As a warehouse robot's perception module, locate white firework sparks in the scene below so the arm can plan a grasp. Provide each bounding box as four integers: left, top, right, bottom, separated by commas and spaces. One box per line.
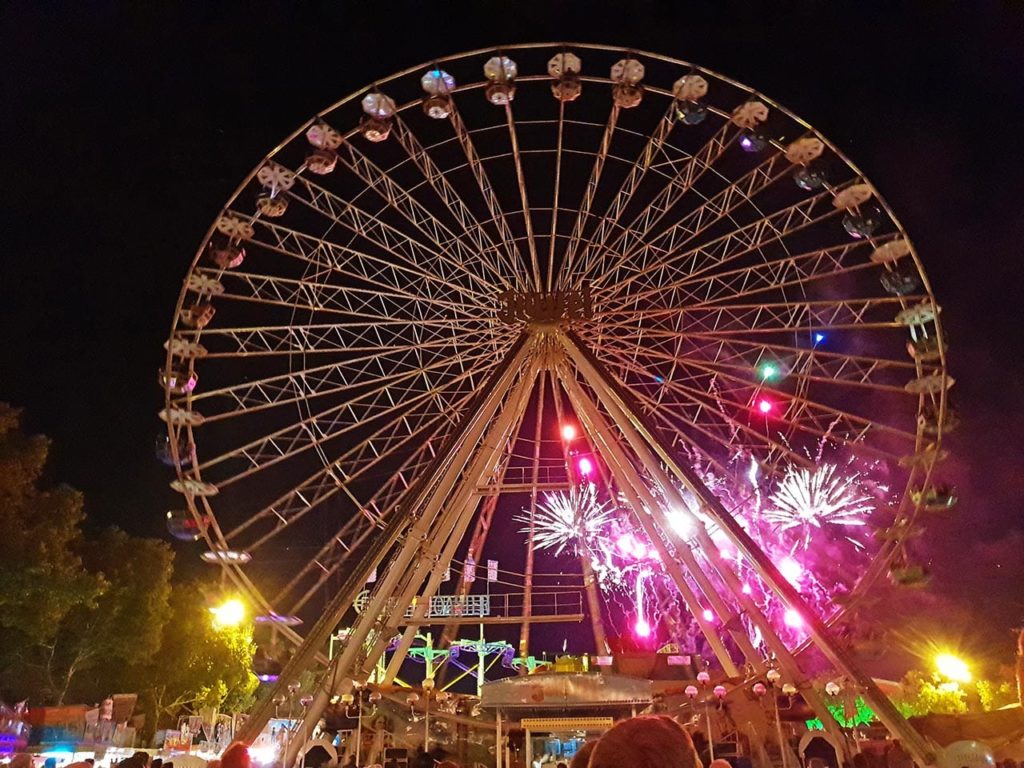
764, 463, 874, 548
517, 483, 616, 556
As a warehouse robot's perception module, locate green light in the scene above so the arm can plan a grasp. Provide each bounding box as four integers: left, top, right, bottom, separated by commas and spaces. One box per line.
760, 363, 780, 381
805, 697, 876, 730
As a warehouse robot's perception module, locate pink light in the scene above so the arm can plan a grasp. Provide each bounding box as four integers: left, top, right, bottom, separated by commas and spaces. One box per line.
757, 398, 773, 415
634, 618, 651, 637
616, 533, 647, 560
578, 457, 594, 476
742, 583, 753, 595
783, 608, 804, 628
702, 608, 715, 622
779, 556, 803, 585
561, 424, 577, 441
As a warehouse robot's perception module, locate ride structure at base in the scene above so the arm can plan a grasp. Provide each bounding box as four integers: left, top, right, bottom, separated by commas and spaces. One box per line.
159, 44, 954, 767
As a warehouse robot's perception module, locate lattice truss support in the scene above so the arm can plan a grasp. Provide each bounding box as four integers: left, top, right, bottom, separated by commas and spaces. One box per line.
237, 331, 935, 768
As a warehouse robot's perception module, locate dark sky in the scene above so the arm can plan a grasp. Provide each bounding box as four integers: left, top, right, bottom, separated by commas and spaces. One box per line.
3, 2, 1023, 666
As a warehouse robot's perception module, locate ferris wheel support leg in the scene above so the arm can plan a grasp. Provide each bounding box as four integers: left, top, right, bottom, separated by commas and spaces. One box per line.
237, 334, 532, 759
557, 367, 744, 677
548, 369, 611, 656
580, 555, 611, 655
437, 492, 501, 655
560, 330, 936, 766
518, 370, 549, 668
325, 337, 535, 690
561, 336, 852, 756
376, 363, 542, 685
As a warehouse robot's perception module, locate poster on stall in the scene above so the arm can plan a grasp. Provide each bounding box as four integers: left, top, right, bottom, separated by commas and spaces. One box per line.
164, 729, 194, 753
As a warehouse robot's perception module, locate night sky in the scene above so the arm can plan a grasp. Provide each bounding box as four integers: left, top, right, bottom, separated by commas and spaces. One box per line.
3, 2, 1023, 666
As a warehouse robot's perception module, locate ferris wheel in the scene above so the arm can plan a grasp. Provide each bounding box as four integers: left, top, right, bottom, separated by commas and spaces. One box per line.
160, 44, 952, 761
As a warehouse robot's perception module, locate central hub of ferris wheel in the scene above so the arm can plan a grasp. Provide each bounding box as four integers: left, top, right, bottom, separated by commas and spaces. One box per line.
498, 286, 593, 328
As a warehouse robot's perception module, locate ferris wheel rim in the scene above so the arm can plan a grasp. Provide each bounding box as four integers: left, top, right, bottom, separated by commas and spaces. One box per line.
161, 42, 950, 639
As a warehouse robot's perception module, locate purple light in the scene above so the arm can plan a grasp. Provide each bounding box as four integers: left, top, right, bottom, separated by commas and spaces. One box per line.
739, 135, 754, 150
578, 457, 594, 476
634, 618, 651, 637
784, 608, 804, 628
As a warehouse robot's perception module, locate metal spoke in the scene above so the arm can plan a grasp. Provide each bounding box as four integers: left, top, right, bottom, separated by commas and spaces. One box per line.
578, 121, 741, 287
504, 103, 542, 289
557, 104, 618, 290
447, 102, 530, 289
590, 152, 791, 294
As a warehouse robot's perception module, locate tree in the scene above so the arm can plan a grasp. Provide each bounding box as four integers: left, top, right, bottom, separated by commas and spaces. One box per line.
976, 677, 1017, 712
46, 529, 174, 704
134, 582, 258, 733
0, 404, 102, 699
893, 670, 968, 717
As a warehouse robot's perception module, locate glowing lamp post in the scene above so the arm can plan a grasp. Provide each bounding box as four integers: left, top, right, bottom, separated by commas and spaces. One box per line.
763, 669, 790, 768
210, 598, 246, 629
341, 681, 367, 764
422, 676, 435, 748
697, 670, 717, 760
934, 653, 971, 684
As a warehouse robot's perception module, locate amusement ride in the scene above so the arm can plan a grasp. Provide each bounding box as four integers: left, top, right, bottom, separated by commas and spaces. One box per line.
159, 43, 954, 767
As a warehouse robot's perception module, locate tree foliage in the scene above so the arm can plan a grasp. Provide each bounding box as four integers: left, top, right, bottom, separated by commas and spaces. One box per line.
893, 670, 968, 717
135, 583, 258, 730
976, 674, 1018, 711
0, 404, 102, 649
48, 529, 174, 704
0, 404, 257, 729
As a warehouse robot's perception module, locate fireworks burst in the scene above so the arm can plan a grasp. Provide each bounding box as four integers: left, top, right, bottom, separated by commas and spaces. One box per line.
764, 463, 874, 548
516, 483, 616, 556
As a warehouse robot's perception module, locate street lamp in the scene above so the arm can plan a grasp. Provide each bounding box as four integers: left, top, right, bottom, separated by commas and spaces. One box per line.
423, 676, 436, 749
696, 670, 715, 760
934, 653, 972, 684
761, 669, 790, 768
210, 598, 246, 628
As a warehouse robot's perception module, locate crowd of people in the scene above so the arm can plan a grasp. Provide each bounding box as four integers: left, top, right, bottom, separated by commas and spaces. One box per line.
571, 716, 702, 768
109, 743, 252, 768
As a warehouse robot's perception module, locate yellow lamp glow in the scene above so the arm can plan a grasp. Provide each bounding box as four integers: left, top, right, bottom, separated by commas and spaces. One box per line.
210, 598, 247, 628
934, 652, 971, 683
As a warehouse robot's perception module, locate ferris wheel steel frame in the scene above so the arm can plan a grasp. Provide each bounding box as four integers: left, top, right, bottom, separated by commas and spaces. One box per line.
161, 43, 951, 767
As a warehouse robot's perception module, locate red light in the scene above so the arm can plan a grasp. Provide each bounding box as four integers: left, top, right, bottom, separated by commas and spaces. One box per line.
578, 457, 593, 476
561, 424, 577, 441
757, 399, 773, 414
